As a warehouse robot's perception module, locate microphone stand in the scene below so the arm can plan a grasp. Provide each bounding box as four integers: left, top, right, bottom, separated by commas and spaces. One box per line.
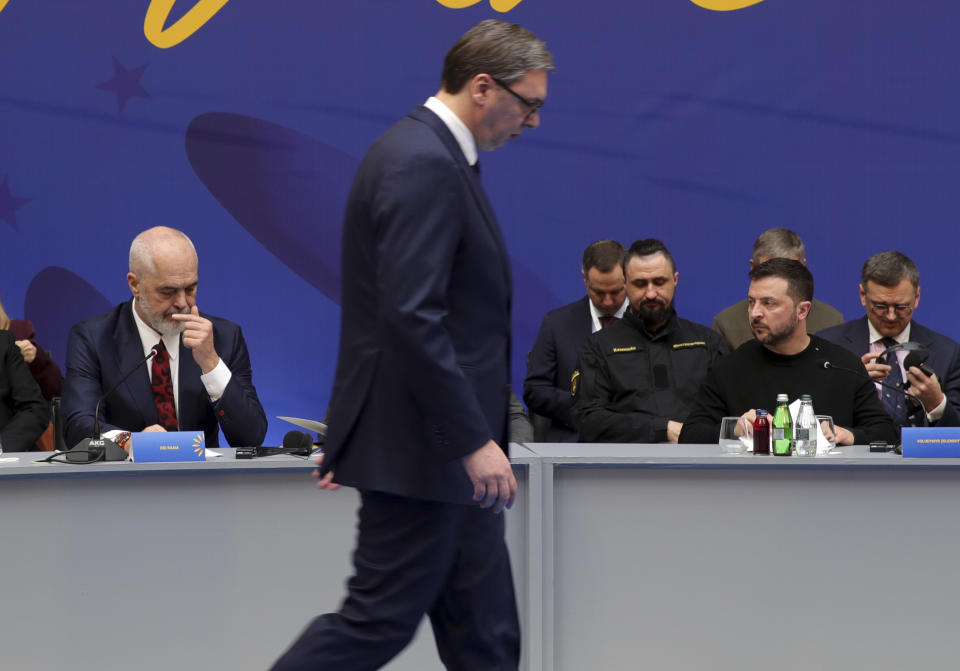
66, 344, 163, 463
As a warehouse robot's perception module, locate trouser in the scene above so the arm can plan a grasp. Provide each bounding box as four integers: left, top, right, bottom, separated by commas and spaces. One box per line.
270, 489, 520, 671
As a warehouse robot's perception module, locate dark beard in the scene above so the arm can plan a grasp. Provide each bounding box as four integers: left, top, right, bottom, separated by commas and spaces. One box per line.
635, 301, 671, 328
752, 312, 798, 348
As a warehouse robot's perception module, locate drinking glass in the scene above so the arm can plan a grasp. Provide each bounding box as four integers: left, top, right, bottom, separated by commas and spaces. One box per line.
719, 416, 751, 454
816, 414, 839, 454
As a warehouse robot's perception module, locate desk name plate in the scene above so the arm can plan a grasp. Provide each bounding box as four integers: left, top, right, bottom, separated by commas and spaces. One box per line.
901, 427, 960, 458
130, 431, 207, 462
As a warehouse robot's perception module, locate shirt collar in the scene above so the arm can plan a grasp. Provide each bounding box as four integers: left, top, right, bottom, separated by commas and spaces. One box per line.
130, 299, 179, 361
867, 318, 911, 345
589, 296, 629, 333
424, 96, 478, 167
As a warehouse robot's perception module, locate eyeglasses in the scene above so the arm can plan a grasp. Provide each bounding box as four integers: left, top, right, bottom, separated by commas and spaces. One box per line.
490, 76, 544, 122
868, 301, 914, 317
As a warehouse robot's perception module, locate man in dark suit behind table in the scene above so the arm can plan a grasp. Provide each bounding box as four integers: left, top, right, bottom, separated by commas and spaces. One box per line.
524, 239, 627, 442
61, 226, 267, 449
270, 20, 554, 671
818, 250, 960, 429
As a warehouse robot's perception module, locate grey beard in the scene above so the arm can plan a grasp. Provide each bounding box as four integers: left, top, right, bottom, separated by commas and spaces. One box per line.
137, 297, 187, 337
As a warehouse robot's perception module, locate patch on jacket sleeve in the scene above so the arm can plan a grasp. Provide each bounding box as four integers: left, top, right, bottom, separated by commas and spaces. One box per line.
611, 346, 638, 353
673, 341, 706, 349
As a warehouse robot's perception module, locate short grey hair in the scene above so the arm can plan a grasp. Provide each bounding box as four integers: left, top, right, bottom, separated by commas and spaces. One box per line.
752, 228, 805, 264
861, 250, 919, 289
441, 19, 555, 93
129, 227, 197, 277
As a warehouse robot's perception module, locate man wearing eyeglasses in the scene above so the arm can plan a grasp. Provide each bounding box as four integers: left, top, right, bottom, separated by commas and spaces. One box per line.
818, 251, 960, 428
271, 20, 553, 671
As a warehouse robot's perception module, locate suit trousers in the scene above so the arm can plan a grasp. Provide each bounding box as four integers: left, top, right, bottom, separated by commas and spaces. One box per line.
270, 489, 520, 671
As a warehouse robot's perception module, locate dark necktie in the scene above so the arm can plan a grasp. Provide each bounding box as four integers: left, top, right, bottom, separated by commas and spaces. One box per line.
472, 161, 481, 177
880, 337, 908, 427
151, 340, 178, 431
600, 315, 617, 329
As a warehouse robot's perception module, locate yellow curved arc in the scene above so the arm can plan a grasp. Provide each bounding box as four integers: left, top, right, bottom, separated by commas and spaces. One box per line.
435, 0, 524, 10
490, 0, 524, 11
144, 0, 232, 49
690, 0, 766, 10
435, 0, 484, 7
0, 0, 11, 15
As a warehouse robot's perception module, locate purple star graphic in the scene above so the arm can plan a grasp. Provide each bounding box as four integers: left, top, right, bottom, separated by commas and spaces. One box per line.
96, 57, 151, 112
0, 175, 31, 231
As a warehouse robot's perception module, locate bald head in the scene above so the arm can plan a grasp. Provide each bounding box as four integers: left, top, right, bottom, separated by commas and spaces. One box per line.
129, 226, 198, 278
127, 227, 199, 336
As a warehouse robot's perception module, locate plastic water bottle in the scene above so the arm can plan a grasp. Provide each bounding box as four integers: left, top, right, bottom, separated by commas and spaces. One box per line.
795, 395, 817, 457
772, 393, 793, 456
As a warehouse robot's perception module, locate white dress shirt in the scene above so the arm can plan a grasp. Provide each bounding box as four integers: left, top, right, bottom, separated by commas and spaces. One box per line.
424, 96, 478, 166
130, 300, 231, 411
589, 297, 629, 334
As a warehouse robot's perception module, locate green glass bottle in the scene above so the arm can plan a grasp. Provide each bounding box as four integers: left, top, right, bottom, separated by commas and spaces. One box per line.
772, 393, 793, 456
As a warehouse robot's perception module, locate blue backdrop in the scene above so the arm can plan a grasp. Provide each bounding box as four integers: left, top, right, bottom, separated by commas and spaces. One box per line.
2, 1, 958, 445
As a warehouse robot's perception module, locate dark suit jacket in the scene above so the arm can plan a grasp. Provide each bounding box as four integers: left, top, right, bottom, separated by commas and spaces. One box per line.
817, 317, 960, 427
523, 297, 591, 442
61, 301, 267, 447
0, 330, 49, 451
321, 106, 512, 505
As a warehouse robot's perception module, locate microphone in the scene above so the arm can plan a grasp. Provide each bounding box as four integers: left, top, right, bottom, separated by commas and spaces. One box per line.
235, 431, 315, 459
822, 360, 928, 428
67, 343, 163, 463
283, 430, 315, 453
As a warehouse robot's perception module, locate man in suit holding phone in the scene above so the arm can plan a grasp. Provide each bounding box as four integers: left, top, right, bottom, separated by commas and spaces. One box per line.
271, 20, 554, 671
818, 250, 960, 428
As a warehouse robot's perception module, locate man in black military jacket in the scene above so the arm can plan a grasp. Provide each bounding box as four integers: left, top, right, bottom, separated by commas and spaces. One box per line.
572, 239, 728, 443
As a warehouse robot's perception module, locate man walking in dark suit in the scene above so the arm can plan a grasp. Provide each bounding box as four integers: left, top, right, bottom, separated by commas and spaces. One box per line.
270, 20, 554, 671
818, 250, 960, 428
61, 226, 267, 448
524, 239, 626, 441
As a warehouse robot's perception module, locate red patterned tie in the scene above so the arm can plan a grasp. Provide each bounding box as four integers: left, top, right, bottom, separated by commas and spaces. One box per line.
600, 315, 617, 328
151, 340, 178, 431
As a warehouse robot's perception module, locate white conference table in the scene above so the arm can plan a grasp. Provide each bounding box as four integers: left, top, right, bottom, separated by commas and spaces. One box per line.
0, 448, 538, 671
524, 442, 960, 671
2, 443, 960, 671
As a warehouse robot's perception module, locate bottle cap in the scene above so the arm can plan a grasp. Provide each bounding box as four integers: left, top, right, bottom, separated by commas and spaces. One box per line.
776, 393, 788, 402
800, 394, 812, 401
757, 409, 768, 417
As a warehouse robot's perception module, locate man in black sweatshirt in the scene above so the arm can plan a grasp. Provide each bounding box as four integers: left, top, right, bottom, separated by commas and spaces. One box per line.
679, 259, 897, 446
